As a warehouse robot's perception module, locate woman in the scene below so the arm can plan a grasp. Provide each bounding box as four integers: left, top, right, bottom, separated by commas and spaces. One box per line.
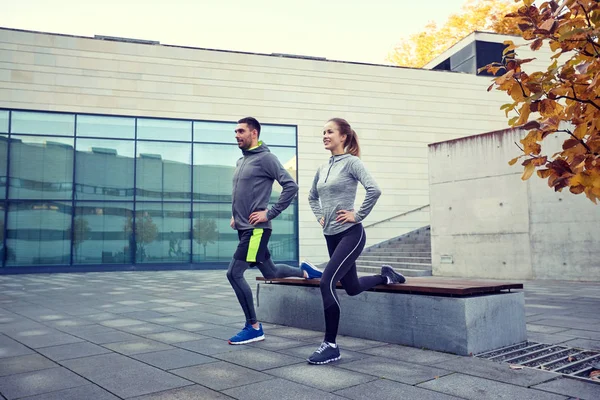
305, 118, 405, 365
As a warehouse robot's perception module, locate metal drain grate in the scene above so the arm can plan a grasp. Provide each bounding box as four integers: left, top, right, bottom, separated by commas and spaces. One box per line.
476, 341, 600, 384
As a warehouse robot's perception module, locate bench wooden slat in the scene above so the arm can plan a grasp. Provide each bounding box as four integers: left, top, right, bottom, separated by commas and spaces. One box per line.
256, 277, 523, 296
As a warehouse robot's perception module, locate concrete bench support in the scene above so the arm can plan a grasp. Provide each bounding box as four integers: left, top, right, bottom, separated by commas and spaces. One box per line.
256, 283, 526, 355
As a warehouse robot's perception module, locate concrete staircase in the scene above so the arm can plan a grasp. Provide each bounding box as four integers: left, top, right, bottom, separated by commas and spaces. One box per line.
357, 226, 432, 277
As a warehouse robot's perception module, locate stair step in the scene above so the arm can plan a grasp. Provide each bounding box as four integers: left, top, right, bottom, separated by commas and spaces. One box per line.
363, 250, 431, 255
363, 252, 431, 258
359, 255, 431, 262
357, 260, 432, 270
357, 266, 432, 277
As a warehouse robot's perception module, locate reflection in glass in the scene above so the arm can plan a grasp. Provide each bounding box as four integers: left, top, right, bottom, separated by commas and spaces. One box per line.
138, 118, 191, 141
76, 115, 135, 139
268, 146, 297, 202
75, 139, 134, 201
6, 201, 71, 266
192, 203, 236, 262
0, 202, 5, 264
73, 202, 133, 264
269, 200, 298, 263
193, 121, 236, 144
11, 111, 74, 136
9, 136, 74, 200
133, 203, 191, 263
0, 110, 8, 133
193, 143, 239, 202
136, 141, 191, 201
261, 125, 297, 147
0, 135, 7, 198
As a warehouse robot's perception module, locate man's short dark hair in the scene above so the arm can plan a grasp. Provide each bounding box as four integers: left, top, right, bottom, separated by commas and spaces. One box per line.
238, 117, 261, 137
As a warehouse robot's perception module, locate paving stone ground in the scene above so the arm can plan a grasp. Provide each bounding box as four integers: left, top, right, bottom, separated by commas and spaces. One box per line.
0, 270, 599, 399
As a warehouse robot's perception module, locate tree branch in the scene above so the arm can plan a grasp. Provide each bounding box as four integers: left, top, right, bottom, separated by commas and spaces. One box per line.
554, 129, 593, 153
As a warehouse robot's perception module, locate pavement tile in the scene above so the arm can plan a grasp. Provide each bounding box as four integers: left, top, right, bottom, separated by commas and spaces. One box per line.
103, 338, 174, 355
175, 338, 248, 356
36, 341, 111, 361
265, 363, 377, 392
171, 361, 274, 391
358, 344, 461, 365
559, 338, 600, 350
9, 329, 84, 349
334, 378, 463, 400
144, 330, 208, 344
339, 356, 452, 385
212, 348, 304, 370
223, 378, 346, 400
132, 349, 218, 370
130, 384, 233, 399
17, 384, 120, 400
532, 376, 600, 400
100, 318, 147, 328
247, 335, 306, 351
0, 367, 88, 400
0, 334, 35, 358
417, 373, 569, 400
61, 353, 192, 398
0, 354, 57, 377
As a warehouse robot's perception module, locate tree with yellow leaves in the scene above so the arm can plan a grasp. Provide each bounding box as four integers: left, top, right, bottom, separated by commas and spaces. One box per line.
481, 0, 600, 204
388, 0, 522, 67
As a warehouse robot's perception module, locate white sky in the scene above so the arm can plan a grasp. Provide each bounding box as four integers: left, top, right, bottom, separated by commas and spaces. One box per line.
2, 0, 473, 65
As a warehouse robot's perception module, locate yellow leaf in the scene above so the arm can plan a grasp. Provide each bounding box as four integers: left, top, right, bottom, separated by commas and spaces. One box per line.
522, 163, 536, 180
573, 124, 588, 140
509, 157, 520, 166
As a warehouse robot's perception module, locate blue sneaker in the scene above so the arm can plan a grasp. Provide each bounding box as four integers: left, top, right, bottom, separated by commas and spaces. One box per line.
301, 261, 323, 279
228, 323, 265, 345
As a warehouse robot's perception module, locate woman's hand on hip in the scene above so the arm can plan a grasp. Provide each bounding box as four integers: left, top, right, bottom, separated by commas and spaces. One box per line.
335, 210, 356, 224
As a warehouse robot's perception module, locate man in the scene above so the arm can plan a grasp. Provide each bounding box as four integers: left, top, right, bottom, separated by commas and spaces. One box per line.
227, 117, 322, 345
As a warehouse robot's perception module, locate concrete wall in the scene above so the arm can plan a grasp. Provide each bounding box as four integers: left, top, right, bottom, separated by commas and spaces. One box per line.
429, 128, 600, 281
1, 28, 517, 264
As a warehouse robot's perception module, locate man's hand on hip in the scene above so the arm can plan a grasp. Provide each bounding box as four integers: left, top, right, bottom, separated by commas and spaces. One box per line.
249, 210, 268, 225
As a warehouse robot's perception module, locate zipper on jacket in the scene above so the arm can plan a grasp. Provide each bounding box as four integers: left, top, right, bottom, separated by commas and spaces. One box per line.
324, 157, 335, 183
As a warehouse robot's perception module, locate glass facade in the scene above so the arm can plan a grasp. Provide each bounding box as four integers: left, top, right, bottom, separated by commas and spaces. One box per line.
0, 109, 299, 271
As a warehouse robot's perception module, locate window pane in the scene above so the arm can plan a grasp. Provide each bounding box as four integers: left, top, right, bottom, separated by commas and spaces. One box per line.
261, 125, 296, 147
9, 136, 74, 200
73, 202, 133, 264
193, 143, 239, 202
136, 141, 191, 201
75, 139, 134, 201
269, 200, 298, 263
77, 115, 135, 139
0, 202, 5, 265
12, 111, 74, 136
0, 135, 7, 199
134, 202, 190, 263
193, 121, 236, 144
268, 146, 297, 202
138, 118, 191, 141
6, 201, 71, 266
0, 110, 8, 133
193, 203, 235, 262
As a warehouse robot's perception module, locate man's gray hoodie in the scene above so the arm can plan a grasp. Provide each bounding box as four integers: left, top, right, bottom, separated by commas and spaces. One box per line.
232, 142, 298, 231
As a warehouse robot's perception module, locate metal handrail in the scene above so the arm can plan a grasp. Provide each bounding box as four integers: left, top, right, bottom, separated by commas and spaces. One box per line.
362, 204, 430, 229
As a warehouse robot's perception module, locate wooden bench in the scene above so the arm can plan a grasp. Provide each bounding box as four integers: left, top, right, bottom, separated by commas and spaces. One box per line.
255, 276, 525, 356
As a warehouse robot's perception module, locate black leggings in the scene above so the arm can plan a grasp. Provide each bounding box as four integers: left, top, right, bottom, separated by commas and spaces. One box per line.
320, 224, 385, 343
227, 258, 303, 325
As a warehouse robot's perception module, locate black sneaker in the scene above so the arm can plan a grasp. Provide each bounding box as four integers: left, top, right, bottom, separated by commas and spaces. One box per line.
381, 265, 406, 284
307, 342, 341, 365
